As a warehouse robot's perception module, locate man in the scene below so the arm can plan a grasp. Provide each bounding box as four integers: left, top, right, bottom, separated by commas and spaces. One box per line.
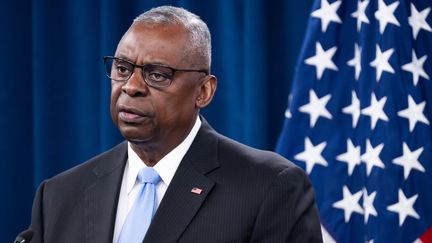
29, 6, 323, 243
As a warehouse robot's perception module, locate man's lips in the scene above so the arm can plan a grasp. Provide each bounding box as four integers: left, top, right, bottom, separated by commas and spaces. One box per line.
118, 106, 149, 123
119, 111, 141, 120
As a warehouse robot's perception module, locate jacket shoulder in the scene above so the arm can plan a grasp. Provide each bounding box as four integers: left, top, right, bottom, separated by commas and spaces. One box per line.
44, 141, 127, 188
217, 133, 297, 172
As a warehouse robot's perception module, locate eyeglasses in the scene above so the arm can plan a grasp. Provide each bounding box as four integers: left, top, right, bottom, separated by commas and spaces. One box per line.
103, 56, 208, 88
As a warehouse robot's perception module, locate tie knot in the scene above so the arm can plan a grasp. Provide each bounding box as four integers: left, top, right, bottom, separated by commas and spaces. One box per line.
137, 167, 161, 184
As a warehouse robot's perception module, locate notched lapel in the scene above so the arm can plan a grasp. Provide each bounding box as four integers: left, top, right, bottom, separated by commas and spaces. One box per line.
143, 161, 215, 243
144, 120, 220, 242
84, 142, 127, 243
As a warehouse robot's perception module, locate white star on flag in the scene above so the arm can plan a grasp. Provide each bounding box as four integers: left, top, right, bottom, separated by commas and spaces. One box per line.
336, 139, 361, 176
311, 0, 342, 32
397, 95, 429, 132
361, 140, 385, 176
387, 189, 420, 226
408, 3, 432, 40
333, 186, 363, 222
284, 109, 292, 119
401, 50, 429, 86
299, 89, 332, 127
363, 188, 378, 224
370, 45, 395, 81
305, 42, 338, 80
392, 143, 425, 180
361, 93, 388, 130
294, 137, 328, 174
351, 0, 370, 32
342, 91, 361, 128
347, 43, 362, 80
374, 0, 400, 34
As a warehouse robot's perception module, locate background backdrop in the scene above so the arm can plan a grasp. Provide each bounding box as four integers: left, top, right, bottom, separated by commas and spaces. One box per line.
0, 0, 313, 241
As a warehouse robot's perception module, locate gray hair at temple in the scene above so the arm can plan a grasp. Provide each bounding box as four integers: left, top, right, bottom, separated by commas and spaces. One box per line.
134, 6, 212, 70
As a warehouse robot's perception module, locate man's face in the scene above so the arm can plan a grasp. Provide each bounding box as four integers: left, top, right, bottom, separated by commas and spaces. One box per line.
110, 23, 204, 148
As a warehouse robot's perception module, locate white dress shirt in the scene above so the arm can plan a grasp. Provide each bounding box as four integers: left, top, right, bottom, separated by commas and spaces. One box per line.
112, 116, 202, 243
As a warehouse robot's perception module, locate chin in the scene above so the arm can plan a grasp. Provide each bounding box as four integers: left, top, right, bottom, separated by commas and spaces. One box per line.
126, 137, 155, 145
121, 130, 151, 141
119, 128, 153, 142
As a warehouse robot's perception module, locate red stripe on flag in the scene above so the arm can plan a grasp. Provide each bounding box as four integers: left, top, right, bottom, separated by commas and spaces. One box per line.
420, 227, 432, 243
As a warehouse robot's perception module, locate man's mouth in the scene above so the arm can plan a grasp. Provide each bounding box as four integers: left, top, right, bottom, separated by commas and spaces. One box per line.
118, 106, 148, 123
119, 111, 141, 120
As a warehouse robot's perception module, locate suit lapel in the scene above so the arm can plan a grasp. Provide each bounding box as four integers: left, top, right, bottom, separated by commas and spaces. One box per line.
84, 142, 128, 243
144, 120, 220, 243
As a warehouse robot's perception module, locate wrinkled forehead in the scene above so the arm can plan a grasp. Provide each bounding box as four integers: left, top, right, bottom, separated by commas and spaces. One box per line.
115, 23, 190, 66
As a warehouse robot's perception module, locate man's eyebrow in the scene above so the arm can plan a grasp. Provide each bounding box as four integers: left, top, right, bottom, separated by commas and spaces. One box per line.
115, 54, 132, 62
114, 55, 170, 67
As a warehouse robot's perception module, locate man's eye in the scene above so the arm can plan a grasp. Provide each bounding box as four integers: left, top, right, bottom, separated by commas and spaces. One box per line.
116, 66, 131, 75
147, 72, 169, 82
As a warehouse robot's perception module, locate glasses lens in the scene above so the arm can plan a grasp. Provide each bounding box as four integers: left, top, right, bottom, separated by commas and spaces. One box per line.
105, 58, 134, 81
142, 65, 174, 87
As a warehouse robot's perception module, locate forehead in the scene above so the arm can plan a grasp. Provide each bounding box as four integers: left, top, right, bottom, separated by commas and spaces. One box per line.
115, 23, 189, 65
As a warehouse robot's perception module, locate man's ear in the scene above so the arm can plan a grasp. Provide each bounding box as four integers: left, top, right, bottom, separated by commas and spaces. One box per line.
196, 75, 217, 108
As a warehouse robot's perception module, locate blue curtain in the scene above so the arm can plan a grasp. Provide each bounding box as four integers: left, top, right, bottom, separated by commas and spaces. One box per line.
0, 0, 312, 241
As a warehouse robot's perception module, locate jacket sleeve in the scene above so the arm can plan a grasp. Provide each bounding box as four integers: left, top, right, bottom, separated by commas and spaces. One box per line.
29, 181, 46, 243
249, 165, 323, 243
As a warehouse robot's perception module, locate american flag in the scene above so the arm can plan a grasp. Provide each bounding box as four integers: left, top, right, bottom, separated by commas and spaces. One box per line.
191, 187, 203, 195
275, 0, 432, 242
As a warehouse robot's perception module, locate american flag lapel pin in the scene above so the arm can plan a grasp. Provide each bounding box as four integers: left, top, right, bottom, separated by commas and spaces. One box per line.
191, 187, 203, 195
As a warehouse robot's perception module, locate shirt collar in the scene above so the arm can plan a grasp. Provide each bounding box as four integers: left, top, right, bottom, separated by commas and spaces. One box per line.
125, 116, 202, 194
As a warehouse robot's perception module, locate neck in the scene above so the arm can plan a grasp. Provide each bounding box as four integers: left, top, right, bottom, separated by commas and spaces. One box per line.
129, 116, 199, 166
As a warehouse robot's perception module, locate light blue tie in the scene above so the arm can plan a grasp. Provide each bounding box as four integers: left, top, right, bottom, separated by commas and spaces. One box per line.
117, 167, 161, 243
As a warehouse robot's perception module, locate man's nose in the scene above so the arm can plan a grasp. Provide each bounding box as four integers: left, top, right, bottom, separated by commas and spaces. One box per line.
121, 70, 149, 97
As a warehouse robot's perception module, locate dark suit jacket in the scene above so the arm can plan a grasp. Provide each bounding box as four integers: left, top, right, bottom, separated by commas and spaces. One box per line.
30, 120, 323, 243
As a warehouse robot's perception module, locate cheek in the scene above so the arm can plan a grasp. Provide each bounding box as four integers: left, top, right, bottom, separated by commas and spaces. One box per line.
110, 83, 122, 122
161, 89, 197, 117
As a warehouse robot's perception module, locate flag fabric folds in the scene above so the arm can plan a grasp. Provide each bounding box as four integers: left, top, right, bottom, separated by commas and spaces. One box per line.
276, 0, 432, 242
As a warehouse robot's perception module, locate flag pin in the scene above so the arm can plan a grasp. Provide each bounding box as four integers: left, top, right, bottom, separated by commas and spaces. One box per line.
191, 187, 203, 195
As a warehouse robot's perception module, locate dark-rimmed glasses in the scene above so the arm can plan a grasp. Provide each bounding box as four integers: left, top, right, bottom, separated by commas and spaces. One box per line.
103, 56, 208, 88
